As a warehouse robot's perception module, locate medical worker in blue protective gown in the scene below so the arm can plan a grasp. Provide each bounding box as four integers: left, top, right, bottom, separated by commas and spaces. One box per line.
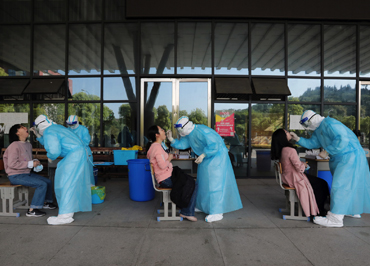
290, 110, 370, 227
166, 116, 243, 222
32, 115, 92, 225
66, 115, 95, 186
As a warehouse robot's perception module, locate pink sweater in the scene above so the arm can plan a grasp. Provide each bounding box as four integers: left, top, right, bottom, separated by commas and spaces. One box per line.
280, 147, 319, 216
3, 141, 33, 176
147, 142, 173, 183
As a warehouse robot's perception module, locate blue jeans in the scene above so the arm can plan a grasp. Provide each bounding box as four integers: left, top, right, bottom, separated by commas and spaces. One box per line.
8, 173, 54, 209
160, 177, 198, 216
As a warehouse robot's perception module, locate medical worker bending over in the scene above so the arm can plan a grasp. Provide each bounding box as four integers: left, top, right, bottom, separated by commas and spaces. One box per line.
167, 116, 243, 222
66, 115, 95, 186
290, 110, 370, 227
32, 115, 92, 225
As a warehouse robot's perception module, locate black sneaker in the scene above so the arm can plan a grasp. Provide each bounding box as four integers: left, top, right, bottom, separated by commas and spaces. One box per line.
26, 209, 46, 217
43, 202, 57, 209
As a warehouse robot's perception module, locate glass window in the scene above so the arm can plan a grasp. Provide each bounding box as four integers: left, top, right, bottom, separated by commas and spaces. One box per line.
251, 23, 285, 76
34, 25, 66, 76
141, 23, 174, 74
324, 25, 356, 77
288, 79, 321, 102
69, 0, 102, 21
104, 23, 138, 75
251, 103, 284, 177
69, 77, 101, 101
324, 105, 356, 130
34, 0, 66, 22
103, 103, 137, 148
68, 24, 101, 75
105, 0, 125, 21
324, 79, 356, 103
360, 26, 370, 77
0, 103, 30, 149
214, 103, 248, 177
68, 103, 100, 146
0, 25, 30, 76
0, 0, 31, 23
288, 24, 320, 76
103, 77, 136, 101
177, 22, 212, 75
214, 23, 248, 75
360, 82, 370, 158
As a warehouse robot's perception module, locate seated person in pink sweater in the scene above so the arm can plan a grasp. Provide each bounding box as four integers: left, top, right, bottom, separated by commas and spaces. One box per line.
146, 125, 198, 222
271, 129, 329, 217
3, 124, 57, 217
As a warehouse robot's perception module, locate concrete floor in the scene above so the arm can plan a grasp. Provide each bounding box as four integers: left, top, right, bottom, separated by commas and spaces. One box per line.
1, 177, 370, 266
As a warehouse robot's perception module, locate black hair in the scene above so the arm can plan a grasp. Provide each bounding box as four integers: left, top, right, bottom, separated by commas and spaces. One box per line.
8, 124, 22, 144
145, 125, 160, 151
271, 128, 296, 160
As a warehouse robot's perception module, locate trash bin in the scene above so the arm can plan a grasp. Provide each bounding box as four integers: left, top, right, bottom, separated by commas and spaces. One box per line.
127, 159, 155, 202
91, 186, 106, 204
93, 168, 98, 185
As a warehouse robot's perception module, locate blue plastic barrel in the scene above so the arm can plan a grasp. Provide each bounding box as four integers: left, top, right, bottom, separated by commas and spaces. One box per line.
127, 159, 155, 202
317, 170, 333, 192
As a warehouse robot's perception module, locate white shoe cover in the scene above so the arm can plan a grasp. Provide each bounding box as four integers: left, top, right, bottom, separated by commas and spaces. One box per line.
195, 208, 203, 213
47, 213, 74, 225
313, 211, 343, 227
205, 214, 223, 223
345, 214, 361, 218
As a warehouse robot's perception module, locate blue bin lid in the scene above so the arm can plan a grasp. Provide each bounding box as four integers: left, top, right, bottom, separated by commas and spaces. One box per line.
127, 159, 149, 164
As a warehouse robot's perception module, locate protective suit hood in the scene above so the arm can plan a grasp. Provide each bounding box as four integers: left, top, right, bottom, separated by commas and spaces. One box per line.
66, 115, 79, 129
175, 116, 195, 137
300, 110, 325, 131
34, 115, 54, 136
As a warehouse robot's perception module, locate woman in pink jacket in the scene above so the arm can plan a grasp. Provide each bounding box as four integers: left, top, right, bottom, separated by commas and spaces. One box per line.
146, 125, 198, 222
271, 129, 329, 217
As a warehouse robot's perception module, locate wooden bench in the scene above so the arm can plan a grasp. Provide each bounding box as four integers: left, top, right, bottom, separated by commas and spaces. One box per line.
0, 181, 29, 217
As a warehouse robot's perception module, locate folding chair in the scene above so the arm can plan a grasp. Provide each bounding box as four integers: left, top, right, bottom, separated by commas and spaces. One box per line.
274, 161, 309, 221
150, 164, 182, 221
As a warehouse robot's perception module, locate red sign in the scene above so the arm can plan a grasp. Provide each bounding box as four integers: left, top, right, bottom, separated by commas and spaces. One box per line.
215, 113, 235, 136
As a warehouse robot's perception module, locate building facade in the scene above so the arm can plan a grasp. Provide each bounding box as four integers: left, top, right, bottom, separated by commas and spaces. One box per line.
1, 0, 370, 177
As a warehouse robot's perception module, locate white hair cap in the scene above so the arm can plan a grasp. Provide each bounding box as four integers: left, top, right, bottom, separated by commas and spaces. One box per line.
300, 110, 324, 131
66, 115, 79, 129
34, 115, 54, 136
175, 116, 195, 137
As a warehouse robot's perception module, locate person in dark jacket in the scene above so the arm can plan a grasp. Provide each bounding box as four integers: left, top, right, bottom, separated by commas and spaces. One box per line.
146, 125, 198, 222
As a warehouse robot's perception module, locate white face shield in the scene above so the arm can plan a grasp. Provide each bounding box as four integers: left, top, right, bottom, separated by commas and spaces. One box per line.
66, 115, 79, 129
34, 115, 54, 136
174, 116, 195, 137
299, 110, 324, 131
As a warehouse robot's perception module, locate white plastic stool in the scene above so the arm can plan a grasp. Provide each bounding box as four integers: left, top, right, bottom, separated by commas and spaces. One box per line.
0, 182, 30, 217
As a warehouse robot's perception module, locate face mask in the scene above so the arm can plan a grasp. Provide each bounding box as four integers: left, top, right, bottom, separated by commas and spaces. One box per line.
305, 165, 310, 171
34, 164, 43, 172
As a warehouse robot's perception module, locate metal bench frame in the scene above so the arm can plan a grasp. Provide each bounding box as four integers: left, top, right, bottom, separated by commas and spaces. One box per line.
0, 182, 30, 217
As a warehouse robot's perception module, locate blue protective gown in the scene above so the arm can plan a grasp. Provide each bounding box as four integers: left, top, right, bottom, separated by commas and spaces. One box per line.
67, 125, 95, 185
297, 117, 370, 215
38, 124, 92, 214
171, 124, 243, 215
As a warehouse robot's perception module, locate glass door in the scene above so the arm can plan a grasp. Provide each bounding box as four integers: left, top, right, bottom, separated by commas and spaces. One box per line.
140, 78, 211, 146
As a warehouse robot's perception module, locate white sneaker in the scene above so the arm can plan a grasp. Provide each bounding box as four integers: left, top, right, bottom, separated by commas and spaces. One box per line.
205, 214, 223, 223
345, 214, 361, 218
313, 211, 343, 228
195, 208, 203, 213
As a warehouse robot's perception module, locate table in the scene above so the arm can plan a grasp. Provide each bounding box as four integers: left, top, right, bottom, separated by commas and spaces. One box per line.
171, 158, 195, 174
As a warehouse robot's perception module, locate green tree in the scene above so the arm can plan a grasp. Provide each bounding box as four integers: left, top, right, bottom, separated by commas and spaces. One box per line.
155, 105, 171, 131
189, 108, 207, 125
